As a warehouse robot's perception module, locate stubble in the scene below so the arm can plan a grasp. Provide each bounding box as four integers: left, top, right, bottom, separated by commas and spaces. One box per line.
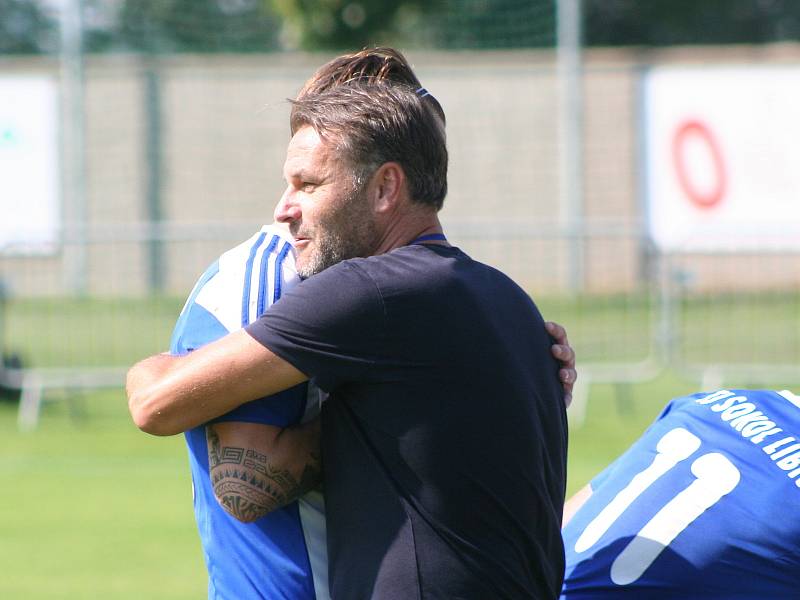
296, 183, 379, 278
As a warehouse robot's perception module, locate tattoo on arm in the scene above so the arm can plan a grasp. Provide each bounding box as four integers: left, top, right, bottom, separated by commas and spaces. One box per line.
206, 426, 321, 523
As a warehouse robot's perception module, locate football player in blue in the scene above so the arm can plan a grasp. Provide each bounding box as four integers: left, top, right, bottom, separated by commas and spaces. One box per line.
171, 224, 328, 599
561, 388, 800, 599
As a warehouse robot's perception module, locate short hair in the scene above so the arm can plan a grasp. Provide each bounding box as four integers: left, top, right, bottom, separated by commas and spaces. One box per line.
290, 84, 448, 211
296, 47, 446, 126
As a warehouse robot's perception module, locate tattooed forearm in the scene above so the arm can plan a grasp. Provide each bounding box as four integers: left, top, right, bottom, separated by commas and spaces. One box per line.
206, 423, 321, 523
212, 463, 293, 521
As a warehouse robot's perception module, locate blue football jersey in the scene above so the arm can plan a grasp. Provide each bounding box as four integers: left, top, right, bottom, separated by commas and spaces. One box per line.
170, 225, 328, 600
562, 389, 800, 600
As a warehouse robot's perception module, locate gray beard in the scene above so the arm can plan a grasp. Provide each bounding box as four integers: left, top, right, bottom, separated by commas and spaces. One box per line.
298, 228, 364, 278
296, 186, 378, 278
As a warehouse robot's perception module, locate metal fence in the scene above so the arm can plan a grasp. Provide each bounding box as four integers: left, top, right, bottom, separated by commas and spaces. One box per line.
3, 220, 797, 429
2, 2, 799, 429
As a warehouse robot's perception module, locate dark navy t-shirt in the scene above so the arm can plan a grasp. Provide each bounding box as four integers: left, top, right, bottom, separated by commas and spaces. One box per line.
246, 244, 568, 599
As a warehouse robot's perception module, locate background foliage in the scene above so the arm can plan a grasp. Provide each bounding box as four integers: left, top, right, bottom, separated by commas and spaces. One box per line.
5, 0, 800, 55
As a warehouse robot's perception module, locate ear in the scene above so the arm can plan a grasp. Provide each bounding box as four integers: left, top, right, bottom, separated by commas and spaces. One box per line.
368, 162, 405, 214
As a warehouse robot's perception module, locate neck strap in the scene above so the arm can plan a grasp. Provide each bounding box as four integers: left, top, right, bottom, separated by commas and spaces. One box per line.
410, 233, 447, 245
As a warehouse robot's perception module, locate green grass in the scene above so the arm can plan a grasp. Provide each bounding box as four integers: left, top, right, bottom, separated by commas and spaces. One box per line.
0, 291, 797, 596
3, 296, 184, 368
538, 293, 657, 363
2, 372, 795, 598
565, 370, 705, 493
0, 394, 206, 599
4, 290, 798, 369
0, 382, 653, 598
678, 291, 800, 363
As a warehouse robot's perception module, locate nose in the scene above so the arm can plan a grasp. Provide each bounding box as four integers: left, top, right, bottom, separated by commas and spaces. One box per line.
274, 187, 301, 223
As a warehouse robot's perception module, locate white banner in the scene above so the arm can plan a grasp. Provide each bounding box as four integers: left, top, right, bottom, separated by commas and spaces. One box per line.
0, 75, 60, 254
644, 66, 800, 252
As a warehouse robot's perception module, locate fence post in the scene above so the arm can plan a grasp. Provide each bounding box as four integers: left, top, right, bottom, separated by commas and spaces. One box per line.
557, 0, 585, 294
143, 58, 165, 292
59, 0, 88, 295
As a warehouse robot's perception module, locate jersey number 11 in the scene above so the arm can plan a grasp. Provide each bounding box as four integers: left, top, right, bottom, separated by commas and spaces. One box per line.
574, 427, 740, 585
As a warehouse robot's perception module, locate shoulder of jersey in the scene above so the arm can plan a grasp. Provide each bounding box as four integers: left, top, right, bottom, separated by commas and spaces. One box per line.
194, 226, 299, 331
218, 226, 296, 269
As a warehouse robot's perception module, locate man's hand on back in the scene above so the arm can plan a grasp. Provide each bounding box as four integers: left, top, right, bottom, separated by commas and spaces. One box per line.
546, 320, 576, 408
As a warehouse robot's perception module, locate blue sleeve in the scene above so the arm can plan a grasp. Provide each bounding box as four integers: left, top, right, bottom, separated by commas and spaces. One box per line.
590, 461, 618, 491
170, 260, 221, 355
209, 384, 309, 427
170, 233, 307, 427
170, 301, 228, 355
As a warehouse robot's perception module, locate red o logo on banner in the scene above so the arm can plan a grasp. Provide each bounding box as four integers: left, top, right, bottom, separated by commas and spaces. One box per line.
671, 120, 727, 209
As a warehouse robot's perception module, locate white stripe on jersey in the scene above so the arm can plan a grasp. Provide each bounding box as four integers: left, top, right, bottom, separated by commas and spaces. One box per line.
300, 490, 329, 600
778, 390, 800, 409
246, 234, 275, 325
195, 225, 298, 331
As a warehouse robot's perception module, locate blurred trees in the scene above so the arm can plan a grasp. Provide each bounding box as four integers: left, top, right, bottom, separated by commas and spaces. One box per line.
274, 0, 800, 51
584, 0, 800, 46
272, 0, 437, 50
4, 0, 800, 55
0, 0, 56, 54
408, 0, 556, 49
114, 0, 281, 53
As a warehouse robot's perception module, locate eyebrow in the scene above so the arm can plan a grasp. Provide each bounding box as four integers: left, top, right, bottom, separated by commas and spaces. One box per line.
283, 166, 328, 185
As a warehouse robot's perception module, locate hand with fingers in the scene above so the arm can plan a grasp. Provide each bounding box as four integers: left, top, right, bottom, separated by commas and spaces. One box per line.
545, 321, 576, 408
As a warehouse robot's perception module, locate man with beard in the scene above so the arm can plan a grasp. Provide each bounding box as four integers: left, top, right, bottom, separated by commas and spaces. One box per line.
129, 78, 569, 599
167, 48, 450, 600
